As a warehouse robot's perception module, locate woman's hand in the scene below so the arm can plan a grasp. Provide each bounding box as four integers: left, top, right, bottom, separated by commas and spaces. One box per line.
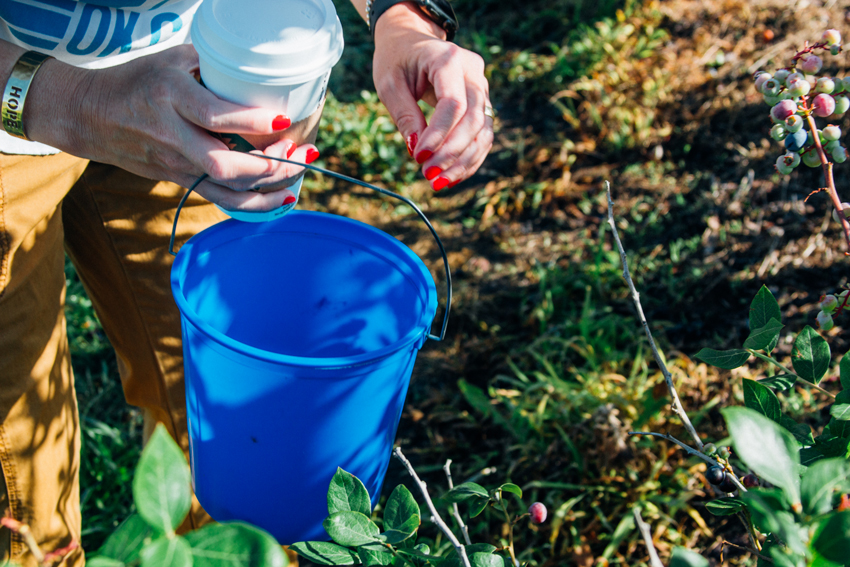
372, 2, 493, 191
26, 44, 315, 212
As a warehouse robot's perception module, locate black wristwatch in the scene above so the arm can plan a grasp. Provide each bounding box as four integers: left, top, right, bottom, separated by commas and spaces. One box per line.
368, 0, 458, 42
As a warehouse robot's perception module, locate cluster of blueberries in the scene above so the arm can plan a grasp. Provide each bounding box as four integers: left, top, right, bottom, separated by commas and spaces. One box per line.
754, 29, 847, 175
816, 290, 848, 332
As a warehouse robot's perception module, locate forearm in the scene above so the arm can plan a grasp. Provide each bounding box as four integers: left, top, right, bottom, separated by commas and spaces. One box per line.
347, 0, 446, 41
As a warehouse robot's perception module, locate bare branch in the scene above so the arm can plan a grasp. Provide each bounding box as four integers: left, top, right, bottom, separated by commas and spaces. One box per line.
394, 448, 471, 567
633, 508, 664, 567
606, 182, 704, 450
443, 460, 472, 546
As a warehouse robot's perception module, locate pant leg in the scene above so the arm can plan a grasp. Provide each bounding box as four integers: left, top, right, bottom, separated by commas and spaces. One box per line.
0, 153, 88, 567
62, 162, 229, 533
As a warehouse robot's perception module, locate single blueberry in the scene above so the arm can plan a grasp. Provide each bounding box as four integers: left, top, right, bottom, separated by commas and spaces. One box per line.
784, 128, 808, 152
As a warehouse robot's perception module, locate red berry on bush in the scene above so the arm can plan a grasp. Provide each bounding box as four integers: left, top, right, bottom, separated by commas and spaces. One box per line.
706, 466, 726, 485
742, 474, 759, 488
528, 502, 547, 524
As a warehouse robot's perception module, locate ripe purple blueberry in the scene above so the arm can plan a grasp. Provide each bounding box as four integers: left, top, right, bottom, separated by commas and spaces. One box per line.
813, 93, 836, 117
742, 474, 759, 488
718, 476, 738, 493
771, 99, 797, 122
528, 502, 547, 524
706, 466, 726, 485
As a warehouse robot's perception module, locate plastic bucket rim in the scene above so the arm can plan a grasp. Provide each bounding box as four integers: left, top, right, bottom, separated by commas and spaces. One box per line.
170, 210, 438, 370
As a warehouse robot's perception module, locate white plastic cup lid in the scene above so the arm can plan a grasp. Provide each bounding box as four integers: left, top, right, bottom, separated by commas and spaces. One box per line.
192, 0, 344, 85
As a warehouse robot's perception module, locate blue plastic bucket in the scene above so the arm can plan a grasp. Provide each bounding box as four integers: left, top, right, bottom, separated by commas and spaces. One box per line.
170, 210, 440, 544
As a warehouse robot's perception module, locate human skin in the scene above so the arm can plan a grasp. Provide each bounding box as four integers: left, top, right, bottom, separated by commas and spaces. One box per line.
3, 0, 493, 211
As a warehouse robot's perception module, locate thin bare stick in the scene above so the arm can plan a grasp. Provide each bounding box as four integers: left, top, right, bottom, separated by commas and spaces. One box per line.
394, 448, 471, 567
633, 508, 664, 567
629, 432, 747, 492
1, 516, 45, 564
443, 459, 472, 545
722, 539, 773, 563
606, 182, 704, 450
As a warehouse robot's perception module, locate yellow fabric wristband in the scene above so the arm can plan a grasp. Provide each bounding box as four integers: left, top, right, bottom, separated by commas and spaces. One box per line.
2, 51, 52, 140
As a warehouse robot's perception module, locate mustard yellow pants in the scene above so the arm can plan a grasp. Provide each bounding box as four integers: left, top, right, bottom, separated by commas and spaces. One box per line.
0, 152, 228, 566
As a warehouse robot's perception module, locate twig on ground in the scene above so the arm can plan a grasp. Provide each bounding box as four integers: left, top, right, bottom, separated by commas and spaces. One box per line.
1, 514, 45, 564
722, 539, 773, 563
443, 460, 472, 546
394, 448, 471, 567
633, 508, 664, 567
605, 182, 704, 450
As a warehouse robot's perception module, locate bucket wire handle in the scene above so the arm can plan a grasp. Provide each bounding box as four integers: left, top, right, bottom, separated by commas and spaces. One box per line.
168, 157, 452, 342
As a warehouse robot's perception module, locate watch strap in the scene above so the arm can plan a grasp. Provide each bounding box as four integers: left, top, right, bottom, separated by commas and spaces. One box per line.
369, 0, 458, 42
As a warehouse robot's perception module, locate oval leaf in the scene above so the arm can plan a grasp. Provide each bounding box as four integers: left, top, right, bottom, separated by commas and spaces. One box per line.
758, 374, 797, 393
382, 485, 420, 543
470, 552, 503, 567
694, 348, 750, 370
357, 542, 394, 566
841, 354, 850, 390
87, 559, 126, 567
721, 407, 801, 508
133, 425, 192, 535
669, 548, 709, 567
743, 379, 781, 422
184, 522, 288, 567
749, 287, 781, 352
323, 511, 380, 547
443, 482, 489, 504
704, 497, 745, 516
801, 458, 850, 517
791, 326, 831, 384
289, 541, 358, 566
328, 468, 371, 517
96, 514, 152, 564
830, 404, 850, 421
140, 535, 193, 567
744, 319, 784, 351
498, 483, 522, 498
812, 510, 850, 562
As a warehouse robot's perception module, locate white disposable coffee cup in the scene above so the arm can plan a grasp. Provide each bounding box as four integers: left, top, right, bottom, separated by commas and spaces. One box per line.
191, 0, 344, 222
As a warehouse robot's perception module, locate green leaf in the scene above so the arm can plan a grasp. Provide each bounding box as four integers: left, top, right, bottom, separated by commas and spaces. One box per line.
184, 522, 288, 567
841, 354, 850, 390
791, 326, 831, 384
140, 535, 193, 567
812, 511, 850, 562
381, 485, 420, 544
497, 483, 522, 498
440, 545, 498, 567
831, 404, 850, 421
743, 379, 782, 422
468, 497, 490, 518
357, 542, 395, 566
750, 286, 781, 351
96, 514, 152, 564
443, 483, 490, 505
722, 407, 801, 508
744, 318, 784, 351
87, 559, 126, 567
704, 497, 745, 516
669, 548, 709, 567
290, 541, 360, 566
828, 417, 850, 439
132, 425, 192, 535
779, 415, 815, 446
470, 552, 503, 567
741, 489, 806, 555
694, 348, 750, 370
758, 374, 797, 393
323, 511, 380, 547
328, 468, 372, 517
801, 458, 850, 516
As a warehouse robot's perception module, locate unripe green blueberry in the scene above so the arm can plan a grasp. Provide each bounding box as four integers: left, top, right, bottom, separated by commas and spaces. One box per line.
786, 78, 811, 97
764, 94, 783, 106
823, 29, 842, 47
528, 502, 547, 524
817, 77, 836, 94
762, 78, 782, 97
774, 69, 791, 83
813, 93, 836, 117
834, 146, 848, 163
817, 311, 835, 331
703, 443, 717, 456
840, 290, 849, 301
834, 80, 846, 94
824, 125, 842, 141
776, 155, 794, 174
718, 446, 731, 459
820, 294, 839, 313
826, 140, 842, 154
771, 99, 797, 122
783, 151, 801, 168
835, 96, 850, 115
832, 44, 842, 56
770, 123, 787, 140
803, 149, 822, 167
785, 114, 804, 132
800, 55, 824, 74
786, 71, 806, 86
833, 203, 850, 223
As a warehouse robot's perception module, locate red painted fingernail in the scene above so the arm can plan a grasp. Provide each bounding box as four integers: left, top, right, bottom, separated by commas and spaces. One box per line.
306, 148, 320, 164
425, 166, 442, 181
272, 115, 291, 131
432, 176, 450, 191
415, 150, 433, 164
406, 133, 418, 158
286, 143, 297, 158
448, 179, 461, 188
283, 195, 297, 205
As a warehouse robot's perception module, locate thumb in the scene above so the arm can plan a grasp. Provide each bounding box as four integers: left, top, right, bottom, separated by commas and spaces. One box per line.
378, 78, 429, 159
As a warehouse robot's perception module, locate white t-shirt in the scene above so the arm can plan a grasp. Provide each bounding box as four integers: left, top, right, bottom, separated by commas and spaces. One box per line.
0, 0, 202, 154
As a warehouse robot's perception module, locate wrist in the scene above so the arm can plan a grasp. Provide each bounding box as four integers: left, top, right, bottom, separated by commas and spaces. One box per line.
375, 2, 446, 42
